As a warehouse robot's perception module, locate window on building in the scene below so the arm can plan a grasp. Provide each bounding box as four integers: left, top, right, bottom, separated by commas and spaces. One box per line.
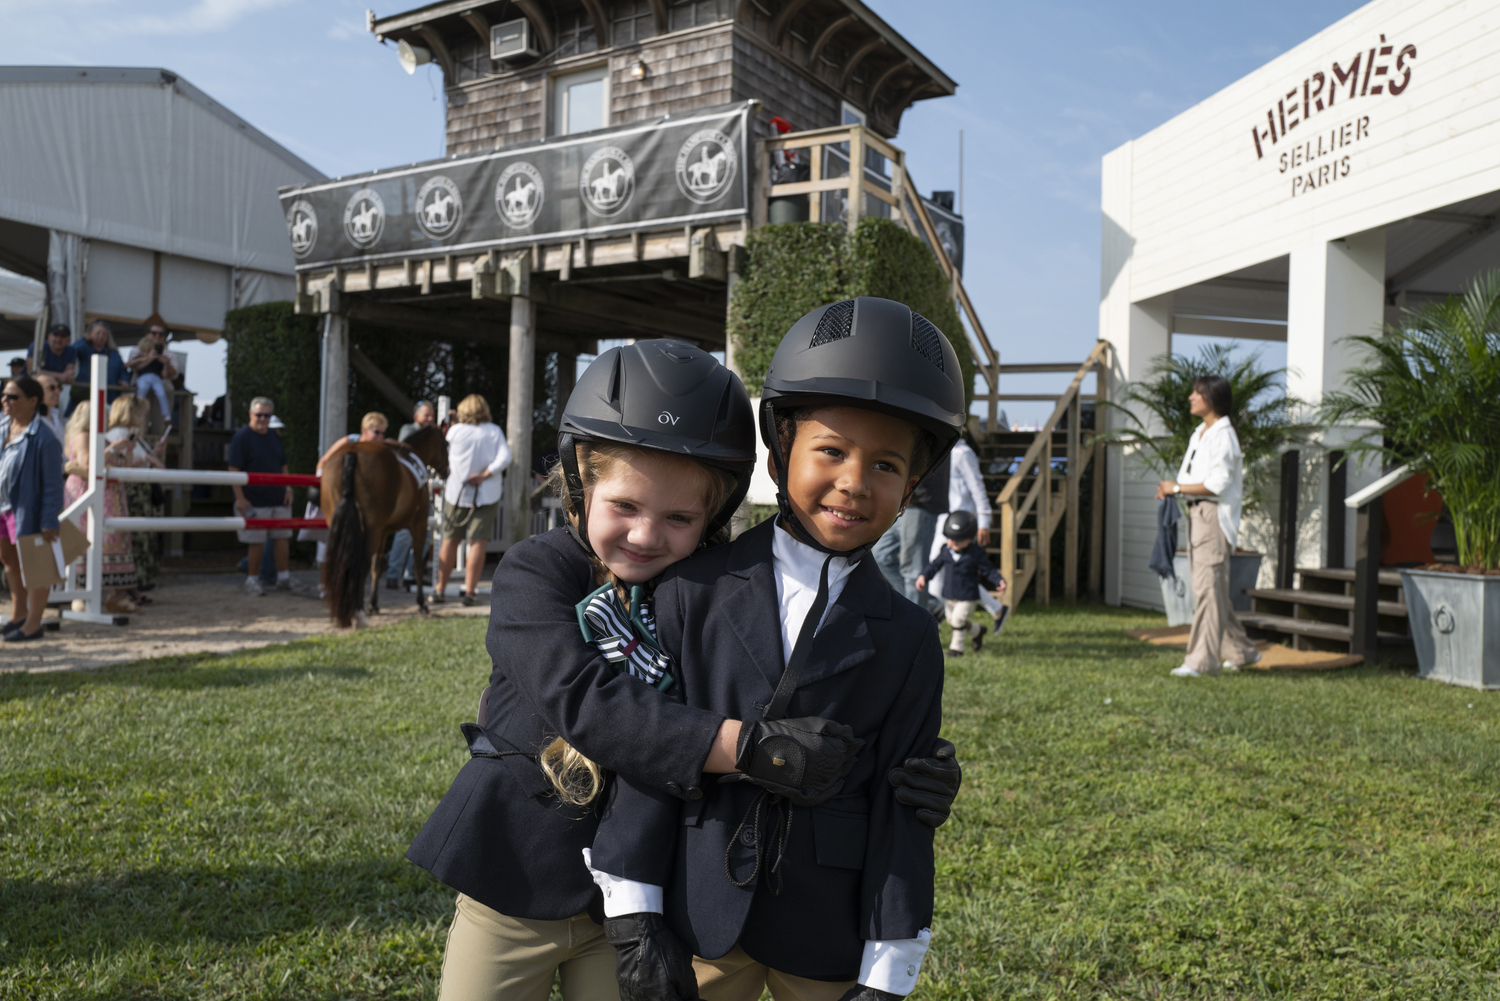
668, 0, 729, 32
554, 65, 609, 135
612, 0, 658, 45
556, 11, 599, 59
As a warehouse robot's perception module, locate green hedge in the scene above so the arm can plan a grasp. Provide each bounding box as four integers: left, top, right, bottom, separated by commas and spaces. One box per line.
729, 217, 975, 405
223, 302, 321, 478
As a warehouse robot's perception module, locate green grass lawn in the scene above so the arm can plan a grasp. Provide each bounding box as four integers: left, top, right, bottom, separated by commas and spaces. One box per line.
4, 606, 1500, 999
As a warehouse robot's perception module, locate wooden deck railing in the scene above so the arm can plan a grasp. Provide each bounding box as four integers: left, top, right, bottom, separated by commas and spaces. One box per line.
995, 340, 1112, 608
755, 124, 1003, 432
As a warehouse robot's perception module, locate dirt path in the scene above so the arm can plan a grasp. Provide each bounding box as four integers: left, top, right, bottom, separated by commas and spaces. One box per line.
0, 570, 489, 674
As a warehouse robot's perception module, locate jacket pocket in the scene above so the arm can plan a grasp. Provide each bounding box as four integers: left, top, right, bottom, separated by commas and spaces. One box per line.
811, 805, 868, 870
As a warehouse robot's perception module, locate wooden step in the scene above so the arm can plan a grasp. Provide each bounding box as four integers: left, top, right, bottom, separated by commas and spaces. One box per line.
1245, 588, 1408, 618
1297, 566, 1405, 588
1240, 612, 1410, 645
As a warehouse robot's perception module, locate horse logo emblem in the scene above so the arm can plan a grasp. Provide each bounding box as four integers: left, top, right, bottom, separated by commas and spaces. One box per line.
675, 130, 737, 204
415, 176, 463, 240
343, 188, 386, 249
579, 146, 635, 217
286, 199, 318, 259
495, 161, 545, 229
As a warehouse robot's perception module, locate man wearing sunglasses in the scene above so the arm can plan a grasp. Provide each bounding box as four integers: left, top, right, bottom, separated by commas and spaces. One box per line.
228, 397, 292, 596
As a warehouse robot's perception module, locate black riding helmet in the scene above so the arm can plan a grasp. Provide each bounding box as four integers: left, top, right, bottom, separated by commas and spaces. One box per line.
760, 296, 968, 556
558, 339, 756, 557
942, 510, 978, 542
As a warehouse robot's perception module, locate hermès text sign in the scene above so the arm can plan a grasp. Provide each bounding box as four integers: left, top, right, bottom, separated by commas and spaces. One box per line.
281, 103, 749, 268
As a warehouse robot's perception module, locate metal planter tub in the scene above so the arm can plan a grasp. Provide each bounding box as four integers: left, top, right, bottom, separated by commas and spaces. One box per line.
1399, 569, 1500, 689
1160, 551, 1264, 626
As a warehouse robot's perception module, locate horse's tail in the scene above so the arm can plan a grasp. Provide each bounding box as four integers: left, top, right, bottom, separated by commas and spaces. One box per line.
325, 451, 366, 628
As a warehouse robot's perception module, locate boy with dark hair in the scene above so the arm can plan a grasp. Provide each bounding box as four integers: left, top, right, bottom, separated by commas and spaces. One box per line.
588, 297, 966, 1001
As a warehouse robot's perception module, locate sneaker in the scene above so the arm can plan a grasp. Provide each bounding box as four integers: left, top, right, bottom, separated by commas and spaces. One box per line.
1225, 649, 1262, 672
461, 591, 477, 607
430, 590, 445, 604
244, 578, 265, 597
945, 648, 961, 658
385, 578, 400, 591
1170, 664, 1202, 678
276, 578, 293, 591
972, 625, 989, 653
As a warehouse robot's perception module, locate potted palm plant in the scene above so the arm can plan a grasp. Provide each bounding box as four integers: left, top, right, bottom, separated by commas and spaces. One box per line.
1321, 271, 1500, 688
1102, 345, 1311, 623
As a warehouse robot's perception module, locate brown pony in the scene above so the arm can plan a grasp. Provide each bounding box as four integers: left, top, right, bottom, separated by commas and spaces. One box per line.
322, 425, 449, 627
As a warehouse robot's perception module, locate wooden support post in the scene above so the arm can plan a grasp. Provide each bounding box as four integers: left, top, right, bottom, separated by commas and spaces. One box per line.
1000, 497, 1016, 609
987, 360, 1000, 434
560, 243, 573, 282
318, 311, 349, 453
1351, 497, 1382, 658
1064, 394, 1080, 603
846, 126, 864, 232
1327, 450, 1347, 568
503, 296, 536, 548
1276, 450, 1300, 589
724, 244, 745, 377
1038, 438, 1051, 606
1088, 433, 1105, 599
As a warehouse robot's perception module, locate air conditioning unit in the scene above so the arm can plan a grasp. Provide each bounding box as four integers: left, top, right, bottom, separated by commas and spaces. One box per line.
491, 17, 539, 61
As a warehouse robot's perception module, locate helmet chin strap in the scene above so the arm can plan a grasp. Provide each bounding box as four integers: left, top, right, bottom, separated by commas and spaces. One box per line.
557, 434, 595, 558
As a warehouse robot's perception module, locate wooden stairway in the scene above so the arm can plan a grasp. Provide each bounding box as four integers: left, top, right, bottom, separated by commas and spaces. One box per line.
975, 429, 1069, 596
1242, 567, 1413, 655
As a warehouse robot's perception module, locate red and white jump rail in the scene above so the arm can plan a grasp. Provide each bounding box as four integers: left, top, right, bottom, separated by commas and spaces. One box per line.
55, 356, 325, 625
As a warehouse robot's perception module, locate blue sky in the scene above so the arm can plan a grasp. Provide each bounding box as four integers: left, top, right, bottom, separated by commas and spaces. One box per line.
0, 0, 1365, 414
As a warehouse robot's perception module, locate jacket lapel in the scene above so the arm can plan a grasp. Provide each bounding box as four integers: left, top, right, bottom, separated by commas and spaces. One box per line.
720, 520, 786, 693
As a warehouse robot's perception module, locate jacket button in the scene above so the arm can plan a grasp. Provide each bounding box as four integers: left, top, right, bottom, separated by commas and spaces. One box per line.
906, 964, 916, 976
685, 785, 703, 800
740, 826, 756, 847
666, 781, 682, 795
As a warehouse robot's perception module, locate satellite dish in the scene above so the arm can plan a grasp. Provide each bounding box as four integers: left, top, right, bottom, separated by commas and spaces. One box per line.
398, 38, 432, 75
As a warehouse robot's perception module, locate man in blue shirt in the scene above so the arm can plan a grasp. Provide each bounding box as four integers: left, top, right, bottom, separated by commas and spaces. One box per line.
27, 324, 78, 387
70, 320, 130, 415
227, 396, 293, 596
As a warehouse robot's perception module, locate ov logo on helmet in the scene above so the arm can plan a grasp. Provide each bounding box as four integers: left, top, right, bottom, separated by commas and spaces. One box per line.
658, 411, 680, 425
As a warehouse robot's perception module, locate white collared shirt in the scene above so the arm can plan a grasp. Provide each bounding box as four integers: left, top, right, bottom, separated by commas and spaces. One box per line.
583, 520, 932, 994
946, 440, 990, 529
444, 422, 511, 507
1176, 417, 1244, 547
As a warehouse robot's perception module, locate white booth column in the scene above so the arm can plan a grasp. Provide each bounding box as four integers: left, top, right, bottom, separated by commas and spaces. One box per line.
1285, 230, 1386, 568
1103, 291, 1172, 607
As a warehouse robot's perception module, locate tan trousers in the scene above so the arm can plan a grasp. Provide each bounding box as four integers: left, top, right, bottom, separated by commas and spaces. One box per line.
693, 945, 856, 1001
1184, 501, 1258, 674
438, 894, 620, 1001
943, 599, 982, 652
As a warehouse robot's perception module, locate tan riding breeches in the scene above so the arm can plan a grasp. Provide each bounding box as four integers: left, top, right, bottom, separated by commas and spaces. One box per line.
1184, 501, 1258, 674
693, 944, 856, 1001
437, 894, 620, 1001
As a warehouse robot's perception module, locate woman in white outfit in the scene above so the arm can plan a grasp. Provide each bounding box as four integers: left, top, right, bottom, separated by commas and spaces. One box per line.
437, 394, 511, 605
1155, 375, 1259, 677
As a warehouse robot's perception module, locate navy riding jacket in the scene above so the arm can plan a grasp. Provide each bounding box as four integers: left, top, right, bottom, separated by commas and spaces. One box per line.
405, 529, 725, 920
919, 542, 1001, 602
590, 519, 943, 980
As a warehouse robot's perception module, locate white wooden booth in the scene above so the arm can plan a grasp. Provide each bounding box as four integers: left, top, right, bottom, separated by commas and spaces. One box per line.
1100, 0, 1500, 610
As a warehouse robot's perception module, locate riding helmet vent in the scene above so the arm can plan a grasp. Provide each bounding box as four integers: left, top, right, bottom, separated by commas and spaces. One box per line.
809, 300, 855, 347
910, 313, 945, 371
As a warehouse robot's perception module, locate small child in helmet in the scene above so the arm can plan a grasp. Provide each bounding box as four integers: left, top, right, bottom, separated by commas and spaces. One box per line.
407, 340, 956, 1001
590, 298, 968, 1001
915, 510, 1005, 656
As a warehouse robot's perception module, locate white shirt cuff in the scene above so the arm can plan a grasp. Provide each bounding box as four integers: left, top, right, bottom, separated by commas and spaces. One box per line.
858, 929, 931, 994
582, 848, 663, 917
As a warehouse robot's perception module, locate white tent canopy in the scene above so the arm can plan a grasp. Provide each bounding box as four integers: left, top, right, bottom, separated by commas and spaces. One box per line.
0, 67, 325, 342
0, 268, 44, 319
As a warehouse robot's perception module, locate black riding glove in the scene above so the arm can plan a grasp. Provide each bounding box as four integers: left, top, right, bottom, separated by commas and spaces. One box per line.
719, 716, 864, 807
604, 912, 700, 1001
835, 986, 904, 1001
888, 736, 962, 828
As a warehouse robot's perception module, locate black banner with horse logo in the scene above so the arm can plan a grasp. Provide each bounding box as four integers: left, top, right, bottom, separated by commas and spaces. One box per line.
280, 102, 750, 268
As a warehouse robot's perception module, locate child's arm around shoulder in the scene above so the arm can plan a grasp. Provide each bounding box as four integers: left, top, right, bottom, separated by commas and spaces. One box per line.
486, 534, 725, 795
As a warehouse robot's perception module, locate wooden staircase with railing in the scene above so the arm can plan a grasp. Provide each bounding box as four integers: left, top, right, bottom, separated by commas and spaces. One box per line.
1241, 567, 1413, 653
